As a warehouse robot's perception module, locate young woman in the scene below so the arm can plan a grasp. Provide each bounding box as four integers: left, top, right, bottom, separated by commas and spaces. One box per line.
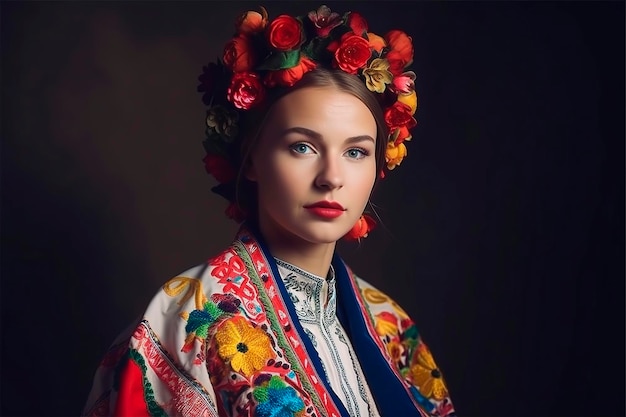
84, 5, 455, 417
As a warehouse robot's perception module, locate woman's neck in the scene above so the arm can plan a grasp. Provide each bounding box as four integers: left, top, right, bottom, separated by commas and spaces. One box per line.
257, 222, 336, 279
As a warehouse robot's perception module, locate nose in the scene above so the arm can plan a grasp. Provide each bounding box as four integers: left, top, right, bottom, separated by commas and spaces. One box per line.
314, 156, 343, 190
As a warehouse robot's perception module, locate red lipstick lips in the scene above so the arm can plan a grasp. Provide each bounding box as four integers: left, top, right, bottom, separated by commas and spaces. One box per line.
304, 201, 345, 219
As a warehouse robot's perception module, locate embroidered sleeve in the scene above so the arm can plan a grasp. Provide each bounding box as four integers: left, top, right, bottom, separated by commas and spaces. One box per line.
357, 278, 456, 417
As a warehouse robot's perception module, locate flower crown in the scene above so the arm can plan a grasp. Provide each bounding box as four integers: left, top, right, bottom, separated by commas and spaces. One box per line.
198, 5, 418, 236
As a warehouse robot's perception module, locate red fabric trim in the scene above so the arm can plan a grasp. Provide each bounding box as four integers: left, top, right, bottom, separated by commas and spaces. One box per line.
113, 357, 151, 417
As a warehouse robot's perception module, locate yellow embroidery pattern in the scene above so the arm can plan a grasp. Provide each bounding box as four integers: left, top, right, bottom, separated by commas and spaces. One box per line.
362, 287, 409, 320
163, 276, 207, 310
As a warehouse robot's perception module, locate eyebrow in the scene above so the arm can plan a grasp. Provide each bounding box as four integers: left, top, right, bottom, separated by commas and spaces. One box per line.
280, 126, 375, 145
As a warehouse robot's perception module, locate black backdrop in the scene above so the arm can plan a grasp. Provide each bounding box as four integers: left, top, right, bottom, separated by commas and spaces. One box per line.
1, 1, 624, 416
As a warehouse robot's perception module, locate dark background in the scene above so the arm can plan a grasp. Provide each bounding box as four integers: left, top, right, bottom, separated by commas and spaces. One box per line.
1, 1, 624, 416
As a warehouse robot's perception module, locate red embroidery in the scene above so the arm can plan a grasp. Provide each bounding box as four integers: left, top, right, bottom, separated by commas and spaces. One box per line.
132, 323, 218, 417
239, 234, 342, 417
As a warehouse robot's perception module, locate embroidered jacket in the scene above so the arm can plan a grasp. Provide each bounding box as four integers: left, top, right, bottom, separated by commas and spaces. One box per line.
83, 226, 455, 417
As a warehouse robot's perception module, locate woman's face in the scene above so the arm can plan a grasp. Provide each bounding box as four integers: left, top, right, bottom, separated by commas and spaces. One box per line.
247, 86, 378, 245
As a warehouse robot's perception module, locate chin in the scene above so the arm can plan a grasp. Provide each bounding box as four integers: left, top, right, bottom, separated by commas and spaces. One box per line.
294, 223, 352, 245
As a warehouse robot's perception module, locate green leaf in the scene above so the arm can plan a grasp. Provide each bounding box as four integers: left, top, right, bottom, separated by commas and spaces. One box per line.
253, 386, 269, 403
257, 50, 301, 70
204, 301, 222, 318
303, 36, 333, 62
195, 323, 209, 338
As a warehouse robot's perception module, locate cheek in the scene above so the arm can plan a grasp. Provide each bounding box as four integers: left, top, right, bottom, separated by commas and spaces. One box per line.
255, 154, 300, 199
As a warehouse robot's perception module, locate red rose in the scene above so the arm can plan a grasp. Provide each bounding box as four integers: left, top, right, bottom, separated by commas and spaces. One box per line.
267, 15, 303, 51
384, 101, 417, 130
264, 56, 317, 87
226, 72, 265, 110
334, 33, 371, 74
203, 153, 235, 183
223, 35, 255, 72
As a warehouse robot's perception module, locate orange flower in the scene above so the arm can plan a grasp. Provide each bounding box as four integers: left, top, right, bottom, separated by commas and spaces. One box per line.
236, 6, 268, 35
398, 91, 418, 116
367, 32, 386, 54
344, 214, 376, 240
267, 15, 303, 51
223, 35, 256, 72
347, 11, 368, 35
409, 344, 449, 400
264, 56, 317, 87
385, 30, 414, 75
386, 141, 407, 170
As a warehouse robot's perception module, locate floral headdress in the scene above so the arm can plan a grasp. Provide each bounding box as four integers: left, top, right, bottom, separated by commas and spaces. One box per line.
198, 5, 418, 239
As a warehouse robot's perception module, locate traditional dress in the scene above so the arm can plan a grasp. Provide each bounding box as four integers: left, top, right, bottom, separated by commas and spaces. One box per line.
84, 225, 455, 417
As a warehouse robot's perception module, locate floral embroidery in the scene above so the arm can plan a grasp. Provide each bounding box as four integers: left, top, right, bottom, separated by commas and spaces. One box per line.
216, 316, 274, 377
182, 300, 231, 353
374, 311, 399, 337
253, 375, 305, 417
409, 343, 449, 401
365, 284, 452, 409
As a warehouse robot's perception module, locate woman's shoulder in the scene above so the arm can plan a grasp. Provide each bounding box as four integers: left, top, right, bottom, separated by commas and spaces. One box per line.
351, 273, 413, 324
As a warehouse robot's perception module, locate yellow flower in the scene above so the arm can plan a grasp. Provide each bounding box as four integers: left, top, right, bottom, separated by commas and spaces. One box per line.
409, 344, 449, 400
397, 90, 418, 115
386, 340, 404, 363
216, 317, 273, 377
375, 311, 398, 337
363, 58, 393, 93
385, 141, 407, 170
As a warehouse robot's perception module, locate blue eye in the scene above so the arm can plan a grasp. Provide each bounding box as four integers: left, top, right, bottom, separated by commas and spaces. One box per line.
345, 148, 368, 159
291, 143, 313, 154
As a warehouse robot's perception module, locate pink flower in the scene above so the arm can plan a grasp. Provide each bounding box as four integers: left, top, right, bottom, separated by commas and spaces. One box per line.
307, 5, 342, 37
226, 72, 265, 110
391, 71, 416, 94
